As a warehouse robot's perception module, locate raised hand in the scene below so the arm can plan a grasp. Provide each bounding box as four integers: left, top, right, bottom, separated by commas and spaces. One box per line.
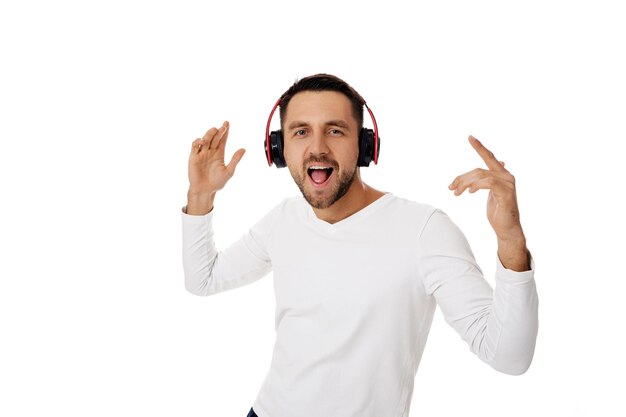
187, 121, 246, 215
448, 135, 530, 271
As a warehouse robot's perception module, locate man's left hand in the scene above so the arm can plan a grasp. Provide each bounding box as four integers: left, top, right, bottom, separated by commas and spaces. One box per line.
448, 136, 530, 271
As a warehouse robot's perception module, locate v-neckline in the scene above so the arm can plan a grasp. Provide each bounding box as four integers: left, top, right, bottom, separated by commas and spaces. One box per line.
303, 192, 393, 233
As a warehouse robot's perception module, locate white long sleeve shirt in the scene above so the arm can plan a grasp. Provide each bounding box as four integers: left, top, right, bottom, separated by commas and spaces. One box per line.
182, 193, 538, 417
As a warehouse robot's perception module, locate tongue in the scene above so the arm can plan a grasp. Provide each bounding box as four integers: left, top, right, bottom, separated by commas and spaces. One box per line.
311, 169, 330, 184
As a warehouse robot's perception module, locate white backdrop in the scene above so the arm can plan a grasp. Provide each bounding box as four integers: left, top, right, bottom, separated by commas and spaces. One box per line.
1, 1, 624, 416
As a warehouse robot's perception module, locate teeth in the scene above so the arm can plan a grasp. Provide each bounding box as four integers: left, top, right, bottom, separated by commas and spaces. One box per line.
309, 166, 330, 170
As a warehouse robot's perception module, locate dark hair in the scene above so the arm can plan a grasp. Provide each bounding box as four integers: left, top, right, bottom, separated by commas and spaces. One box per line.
278, 73, 365, 131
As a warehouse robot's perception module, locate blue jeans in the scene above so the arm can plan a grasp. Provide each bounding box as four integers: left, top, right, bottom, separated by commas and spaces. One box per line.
247, 407, 258, 417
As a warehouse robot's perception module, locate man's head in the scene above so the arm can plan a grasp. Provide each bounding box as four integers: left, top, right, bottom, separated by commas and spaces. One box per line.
278, 74, 367, 210
278, 74, 365, 133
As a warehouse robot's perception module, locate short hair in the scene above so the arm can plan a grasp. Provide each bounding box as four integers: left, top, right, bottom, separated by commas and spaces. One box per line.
278, 74, 365, 131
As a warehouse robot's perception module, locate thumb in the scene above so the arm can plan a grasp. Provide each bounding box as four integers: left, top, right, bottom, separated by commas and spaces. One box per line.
226, 148, 246, 176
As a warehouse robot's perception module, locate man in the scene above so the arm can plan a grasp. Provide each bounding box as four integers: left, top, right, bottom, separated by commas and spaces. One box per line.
182, 74, 538, 417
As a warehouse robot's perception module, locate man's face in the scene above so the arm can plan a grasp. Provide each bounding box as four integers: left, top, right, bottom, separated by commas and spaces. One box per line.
282, 91, 360, 209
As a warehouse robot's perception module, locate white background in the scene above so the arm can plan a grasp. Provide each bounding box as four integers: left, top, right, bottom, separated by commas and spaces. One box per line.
1, 1, 624, 416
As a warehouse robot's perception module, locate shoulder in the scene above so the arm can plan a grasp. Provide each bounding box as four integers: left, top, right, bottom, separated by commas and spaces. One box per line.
363, 193, 442, 239
257, 195, 307, 223
279, 195, 307, 210
270, 195, 308, 217
382, 193, 439, 221
383, 195, 471, 254
389, 196, 462, 239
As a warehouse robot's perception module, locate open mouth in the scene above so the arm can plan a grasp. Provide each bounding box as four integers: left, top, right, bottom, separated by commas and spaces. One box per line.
307, 166, 334, 186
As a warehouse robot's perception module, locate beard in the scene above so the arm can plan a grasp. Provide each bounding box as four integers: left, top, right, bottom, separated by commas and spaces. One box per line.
290, 156, 356, 210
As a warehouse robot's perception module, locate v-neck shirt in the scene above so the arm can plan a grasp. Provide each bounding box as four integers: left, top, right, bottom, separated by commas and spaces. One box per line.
182, 194, 538, 417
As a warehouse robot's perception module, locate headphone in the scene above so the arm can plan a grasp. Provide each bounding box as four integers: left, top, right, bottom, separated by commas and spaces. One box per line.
264, 96, 380, 168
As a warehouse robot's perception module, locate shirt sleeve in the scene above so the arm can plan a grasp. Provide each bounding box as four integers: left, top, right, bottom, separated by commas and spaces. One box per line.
181, 206, 276, 296
418, 209, 539, 375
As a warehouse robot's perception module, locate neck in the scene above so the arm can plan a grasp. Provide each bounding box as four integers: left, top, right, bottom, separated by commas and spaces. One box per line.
312, 171, 384, 224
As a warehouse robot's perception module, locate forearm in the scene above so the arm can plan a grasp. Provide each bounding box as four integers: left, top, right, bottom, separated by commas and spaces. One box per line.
482, 258, 539, 375
181, 207, 274, 297
434, 261, 539, 376
182, 210, 219, 296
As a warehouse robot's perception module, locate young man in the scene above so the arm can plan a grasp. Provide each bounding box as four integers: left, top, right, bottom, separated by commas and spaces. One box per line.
182, 74, 538, 417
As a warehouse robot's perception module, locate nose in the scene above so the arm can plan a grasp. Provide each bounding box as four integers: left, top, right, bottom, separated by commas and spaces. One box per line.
308, 130, 330, 156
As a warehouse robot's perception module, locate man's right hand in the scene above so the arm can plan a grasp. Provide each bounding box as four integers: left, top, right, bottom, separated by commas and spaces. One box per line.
186, 121, 246, 215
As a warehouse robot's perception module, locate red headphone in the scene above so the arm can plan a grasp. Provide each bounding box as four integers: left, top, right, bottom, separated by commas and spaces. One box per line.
264, 97, 380, 168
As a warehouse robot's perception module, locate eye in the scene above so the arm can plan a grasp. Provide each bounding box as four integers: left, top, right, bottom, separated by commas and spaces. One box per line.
294, 129, 307, 137
329, 129, 343, 136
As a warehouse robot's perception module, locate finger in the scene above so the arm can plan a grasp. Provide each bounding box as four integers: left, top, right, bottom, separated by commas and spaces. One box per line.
449, 169, 513, 195
449, 168, 510, 189
471, 178, 516, 200
468, 177, 498, 193
191, 138, 202, 153
449, 168, 484, 190
452, 176, 515, 196
213, 121, 230, 150
226, 148, 246, 176
468, 135, 506, 172
208, 125, 227, 149
201, 127, 219, 149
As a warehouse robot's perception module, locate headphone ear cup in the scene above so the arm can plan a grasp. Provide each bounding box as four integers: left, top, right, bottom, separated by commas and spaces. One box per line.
358, 128, 375, 167
269, 130, 286, 168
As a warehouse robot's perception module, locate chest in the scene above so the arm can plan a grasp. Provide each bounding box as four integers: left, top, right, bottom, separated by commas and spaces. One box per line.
268, 222, 423, 320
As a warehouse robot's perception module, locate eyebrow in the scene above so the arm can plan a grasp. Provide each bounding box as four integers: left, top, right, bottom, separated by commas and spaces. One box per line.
287, 120, 351, 131
287, 121, 309, 131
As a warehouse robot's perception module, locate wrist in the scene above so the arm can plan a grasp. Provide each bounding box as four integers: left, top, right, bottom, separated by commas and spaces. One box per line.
497, 234, 530, 272
186, 190, 216, 215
